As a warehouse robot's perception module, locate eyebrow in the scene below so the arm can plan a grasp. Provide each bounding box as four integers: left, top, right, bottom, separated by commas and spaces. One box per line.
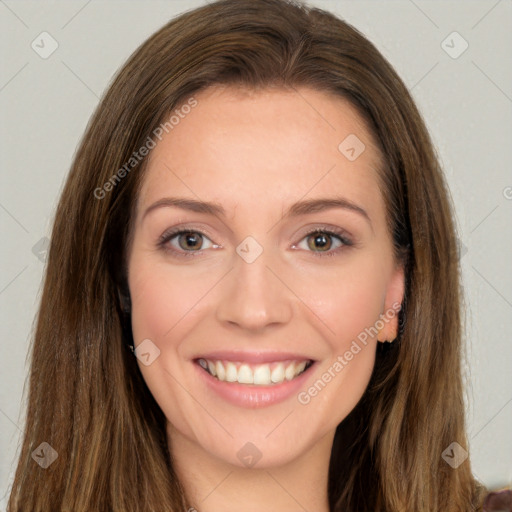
142, 196, 371, 226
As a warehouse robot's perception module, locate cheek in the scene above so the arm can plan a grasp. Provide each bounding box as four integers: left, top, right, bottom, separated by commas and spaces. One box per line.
127, 258, 205, 433
297, 281, 380, 425
296, 256, 389, 348
128, 259, 204, 343
319, 283, 382, 339
292, 258, 386, 418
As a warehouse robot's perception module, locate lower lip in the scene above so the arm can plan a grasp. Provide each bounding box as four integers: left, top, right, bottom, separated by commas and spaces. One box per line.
193, 361, 315, 409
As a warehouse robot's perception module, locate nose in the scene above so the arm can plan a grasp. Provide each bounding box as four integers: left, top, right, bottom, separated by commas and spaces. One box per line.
215, 243, 293, 331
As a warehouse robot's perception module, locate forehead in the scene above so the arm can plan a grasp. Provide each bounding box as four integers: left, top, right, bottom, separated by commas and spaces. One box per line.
136, 85, 384, 223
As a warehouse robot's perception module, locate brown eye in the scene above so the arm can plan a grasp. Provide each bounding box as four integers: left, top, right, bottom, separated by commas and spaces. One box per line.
177, 231, 204, 251
307, 232, 333, 252
293, 228, 353, 258
158, 229, 216, 257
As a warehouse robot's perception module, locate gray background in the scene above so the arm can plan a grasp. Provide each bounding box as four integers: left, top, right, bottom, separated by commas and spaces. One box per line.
1, 0, 511, 506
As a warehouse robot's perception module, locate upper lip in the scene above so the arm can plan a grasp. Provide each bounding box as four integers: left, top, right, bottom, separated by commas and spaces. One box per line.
193, 350, 314, 364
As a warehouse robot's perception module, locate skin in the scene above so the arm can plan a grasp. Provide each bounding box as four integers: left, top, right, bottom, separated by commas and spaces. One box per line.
127, 85, 404, 512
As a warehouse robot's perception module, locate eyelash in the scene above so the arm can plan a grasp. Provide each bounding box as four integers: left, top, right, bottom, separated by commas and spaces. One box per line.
157, 226, 354, 259
294, 227, 354, 258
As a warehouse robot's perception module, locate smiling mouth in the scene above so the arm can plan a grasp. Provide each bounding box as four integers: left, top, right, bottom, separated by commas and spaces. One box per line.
195, 358, 314, 386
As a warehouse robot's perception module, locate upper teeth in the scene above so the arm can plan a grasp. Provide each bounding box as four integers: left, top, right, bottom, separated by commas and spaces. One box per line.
197, 359, 310, 386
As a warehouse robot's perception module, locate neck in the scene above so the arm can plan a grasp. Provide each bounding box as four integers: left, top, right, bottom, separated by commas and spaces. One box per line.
168, 423, 334, 512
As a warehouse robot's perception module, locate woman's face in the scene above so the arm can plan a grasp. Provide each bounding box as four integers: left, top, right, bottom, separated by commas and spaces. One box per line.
127, 85, 404, 468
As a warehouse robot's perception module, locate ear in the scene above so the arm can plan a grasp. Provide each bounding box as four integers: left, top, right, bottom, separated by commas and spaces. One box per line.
377, 264, 405, 343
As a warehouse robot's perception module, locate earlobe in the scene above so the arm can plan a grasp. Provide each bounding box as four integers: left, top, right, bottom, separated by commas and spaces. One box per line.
377, 264, 405, 343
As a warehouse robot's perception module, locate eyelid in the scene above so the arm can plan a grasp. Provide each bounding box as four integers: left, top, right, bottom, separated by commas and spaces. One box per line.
291, 225, 354, 257
157, 225, 214, 243
157, 226, 219, 258
295, 224, 353, 242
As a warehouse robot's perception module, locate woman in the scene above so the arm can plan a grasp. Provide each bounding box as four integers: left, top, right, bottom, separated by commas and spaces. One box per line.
7, 0, 507, 510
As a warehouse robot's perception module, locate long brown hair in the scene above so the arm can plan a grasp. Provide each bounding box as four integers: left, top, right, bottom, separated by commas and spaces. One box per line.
8, 0, 487, 510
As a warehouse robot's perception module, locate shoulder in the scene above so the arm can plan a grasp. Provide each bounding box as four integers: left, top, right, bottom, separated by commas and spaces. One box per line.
483, 489, 512, 511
